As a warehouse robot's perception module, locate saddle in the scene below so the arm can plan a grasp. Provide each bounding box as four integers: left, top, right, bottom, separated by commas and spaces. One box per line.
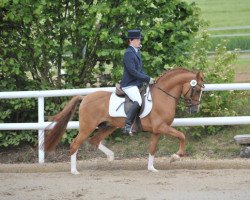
115, 84, 147, 132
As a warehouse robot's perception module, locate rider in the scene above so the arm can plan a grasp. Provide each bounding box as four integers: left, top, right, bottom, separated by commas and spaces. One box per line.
120, 29, 154, 135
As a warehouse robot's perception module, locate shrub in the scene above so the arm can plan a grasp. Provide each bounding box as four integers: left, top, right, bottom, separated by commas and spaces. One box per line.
179, 30, 242, 137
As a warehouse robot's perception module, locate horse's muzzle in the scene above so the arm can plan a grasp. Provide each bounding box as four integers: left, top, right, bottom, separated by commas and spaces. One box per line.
187, 106, 198, 114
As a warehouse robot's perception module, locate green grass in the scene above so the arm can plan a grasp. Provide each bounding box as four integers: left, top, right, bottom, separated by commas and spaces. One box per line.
185, 0, 250, 28
186, 0, 250, 50
186, 0, 250, 82
210, 37, 250, 51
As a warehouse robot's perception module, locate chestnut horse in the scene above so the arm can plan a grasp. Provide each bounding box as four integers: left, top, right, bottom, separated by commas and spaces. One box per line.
44, 68, 205, 173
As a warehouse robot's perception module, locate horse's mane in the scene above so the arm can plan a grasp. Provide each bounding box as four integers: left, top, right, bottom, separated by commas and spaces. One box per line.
155, 67, 195, 84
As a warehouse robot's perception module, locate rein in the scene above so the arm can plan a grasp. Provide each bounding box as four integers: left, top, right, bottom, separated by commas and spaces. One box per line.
156, 87, 180, 101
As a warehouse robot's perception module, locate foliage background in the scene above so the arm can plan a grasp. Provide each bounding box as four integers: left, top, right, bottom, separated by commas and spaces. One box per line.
0, 0, 240, 147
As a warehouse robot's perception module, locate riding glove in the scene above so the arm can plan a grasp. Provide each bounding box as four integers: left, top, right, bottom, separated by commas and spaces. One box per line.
149, 78, 155, 85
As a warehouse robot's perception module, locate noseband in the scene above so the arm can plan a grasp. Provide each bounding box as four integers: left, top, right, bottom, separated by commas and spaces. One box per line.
156, 81, 205, 108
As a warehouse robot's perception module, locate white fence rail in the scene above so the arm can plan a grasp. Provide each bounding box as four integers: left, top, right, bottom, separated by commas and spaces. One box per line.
1, 83, 250, 163
210, 33, 250, 38
208, 26, 250, 31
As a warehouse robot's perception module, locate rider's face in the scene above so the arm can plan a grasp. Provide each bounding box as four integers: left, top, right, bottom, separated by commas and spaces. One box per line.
129, 38, 141, 48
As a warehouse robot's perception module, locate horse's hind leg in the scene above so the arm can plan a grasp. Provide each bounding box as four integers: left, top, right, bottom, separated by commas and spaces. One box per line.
70, 128, 95, 155
70, 91, 111, 174
71, 125, 116, 174
70, 123, 97, 174
89, 126, 117, 147
89, 126, 117, 161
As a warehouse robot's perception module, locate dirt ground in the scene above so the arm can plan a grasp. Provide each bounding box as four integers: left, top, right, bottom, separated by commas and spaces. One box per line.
1, 158, 250, 200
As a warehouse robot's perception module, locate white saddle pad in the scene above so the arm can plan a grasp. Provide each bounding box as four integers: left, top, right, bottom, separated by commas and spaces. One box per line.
109, 87, 153, 118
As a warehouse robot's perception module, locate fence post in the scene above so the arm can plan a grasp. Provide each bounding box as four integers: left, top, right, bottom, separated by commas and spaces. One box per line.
38, 97, 45, 163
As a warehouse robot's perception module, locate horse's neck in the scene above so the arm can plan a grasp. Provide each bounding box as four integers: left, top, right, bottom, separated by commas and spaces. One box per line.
156, 71, 195, 96
150, 70, 196, 121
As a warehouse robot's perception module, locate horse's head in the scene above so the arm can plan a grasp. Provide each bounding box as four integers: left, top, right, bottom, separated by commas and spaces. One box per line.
154, 68, 205, 114
182, 71, 205, 114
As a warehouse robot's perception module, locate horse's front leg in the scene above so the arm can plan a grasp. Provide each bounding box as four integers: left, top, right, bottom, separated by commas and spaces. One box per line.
148, 133, 161, 172
154, 122, 186, 163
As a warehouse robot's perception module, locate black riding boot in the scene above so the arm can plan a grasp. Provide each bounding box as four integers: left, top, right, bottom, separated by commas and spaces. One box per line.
123, 101, 141, 135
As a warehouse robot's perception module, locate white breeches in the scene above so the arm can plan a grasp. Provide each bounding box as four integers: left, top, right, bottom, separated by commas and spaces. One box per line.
122, 86, 142, 106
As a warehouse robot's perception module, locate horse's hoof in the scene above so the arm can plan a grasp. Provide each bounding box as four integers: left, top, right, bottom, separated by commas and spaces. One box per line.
170, 154, 180, 163
71, 170, 80, 175
148, 166, 159, 173
107, 154, 114, 162
98, 143, 115, 162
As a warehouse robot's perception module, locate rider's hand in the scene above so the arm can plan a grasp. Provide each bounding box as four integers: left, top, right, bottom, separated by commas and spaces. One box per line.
149, 78, 155, 85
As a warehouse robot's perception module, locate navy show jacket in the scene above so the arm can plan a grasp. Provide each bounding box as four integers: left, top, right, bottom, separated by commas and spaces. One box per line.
120, 46, 150, 87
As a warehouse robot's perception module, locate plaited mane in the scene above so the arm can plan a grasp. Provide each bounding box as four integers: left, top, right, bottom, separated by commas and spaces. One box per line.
155, 68, 194, 84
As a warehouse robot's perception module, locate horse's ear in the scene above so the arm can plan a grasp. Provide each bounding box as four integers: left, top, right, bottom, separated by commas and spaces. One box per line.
196, 71, 205, 82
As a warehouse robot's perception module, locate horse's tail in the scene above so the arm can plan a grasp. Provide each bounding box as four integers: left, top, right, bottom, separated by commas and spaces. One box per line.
44, 95, 83, 152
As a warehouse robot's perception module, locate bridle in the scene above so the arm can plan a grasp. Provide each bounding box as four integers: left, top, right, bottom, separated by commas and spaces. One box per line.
156, 79, 205, 108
